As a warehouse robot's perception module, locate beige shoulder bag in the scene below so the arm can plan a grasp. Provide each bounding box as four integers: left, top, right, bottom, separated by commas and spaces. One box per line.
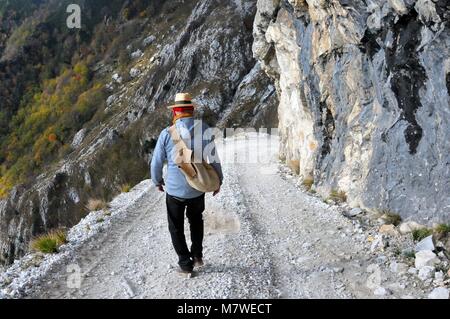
168, 125, 220, 193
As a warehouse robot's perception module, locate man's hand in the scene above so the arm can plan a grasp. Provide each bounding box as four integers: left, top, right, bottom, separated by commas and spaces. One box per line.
213, 187, 221, 197
157, 181, 165, 192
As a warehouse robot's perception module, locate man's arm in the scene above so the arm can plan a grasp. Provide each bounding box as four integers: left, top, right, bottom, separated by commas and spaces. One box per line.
151, 130, 167, 191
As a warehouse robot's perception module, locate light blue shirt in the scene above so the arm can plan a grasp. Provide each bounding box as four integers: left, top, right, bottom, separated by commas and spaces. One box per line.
151, 117, 223, 199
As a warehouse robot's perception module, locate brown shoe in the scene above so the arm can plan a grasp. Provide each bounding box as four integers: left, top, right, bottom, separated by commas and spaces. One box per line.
176, 267, 194, 278
193, 257, 204, 268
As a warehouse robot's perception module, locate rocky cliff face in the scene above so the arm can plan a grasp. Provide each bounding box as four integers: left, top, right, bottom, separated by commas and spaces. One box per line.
0, 0, 278, 265
254, 0, 449, 222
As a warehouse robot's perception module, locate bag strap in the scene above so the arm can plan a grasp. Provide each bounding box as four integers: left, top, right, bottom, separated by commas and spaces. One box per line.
168, 125, 189, 153
168, 125, 197, 178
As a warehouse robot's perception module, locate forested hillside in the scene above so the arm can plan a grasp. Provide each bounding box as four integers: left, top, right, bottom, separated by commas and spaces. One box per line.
0, 0, 163, 197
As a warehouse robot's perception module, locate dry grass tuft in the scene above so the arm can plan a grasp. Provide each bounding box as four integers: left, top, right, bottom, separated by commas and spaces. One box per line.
329, 189, 347, 203
378, 209, 402, 226
120, 183, 131, 193
86, 198, 108, 212
287, 160, 300, 175
302, 178, 314, 191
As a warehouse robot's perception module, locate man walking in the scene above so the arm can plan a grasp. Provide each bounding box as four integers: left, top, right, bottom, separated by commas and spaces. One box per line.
151, 93, 223, 275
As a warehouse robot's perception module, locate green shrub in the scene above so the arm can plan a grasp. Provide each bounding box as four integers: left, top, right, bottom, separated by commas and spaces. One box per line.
31, 237, 58, 254
412, 228, 433, 241
403, 250, 415, 259
434, 224, 450, 237
30, 229, 67, 254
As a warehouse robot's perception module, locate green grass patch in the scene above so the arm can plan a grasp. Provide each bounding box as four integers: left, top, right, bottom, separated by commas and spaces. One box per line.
434, 224, 450, 237
403, 250, 416, 259
30, 229, 67, 254
412, 228, 433, 241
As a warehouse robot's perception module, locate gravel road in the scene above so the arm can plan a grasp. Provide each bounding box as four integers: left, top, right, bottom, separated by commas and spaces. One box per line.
27, 134, 432, 299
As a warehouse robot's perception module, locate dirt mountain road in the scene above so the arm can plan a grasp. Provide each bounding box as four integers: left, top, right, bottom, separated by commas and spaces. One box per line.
28, 134, 426, 299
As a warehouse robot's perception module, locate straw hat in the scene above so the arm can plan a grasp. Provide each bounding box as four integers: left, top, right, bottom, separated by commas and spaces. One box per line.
167, 93, 196, 109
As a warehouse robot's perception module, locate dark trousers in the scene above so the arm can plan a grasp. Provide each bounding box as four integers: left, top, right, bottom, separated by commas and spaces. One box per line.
166, 193, 205, 271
